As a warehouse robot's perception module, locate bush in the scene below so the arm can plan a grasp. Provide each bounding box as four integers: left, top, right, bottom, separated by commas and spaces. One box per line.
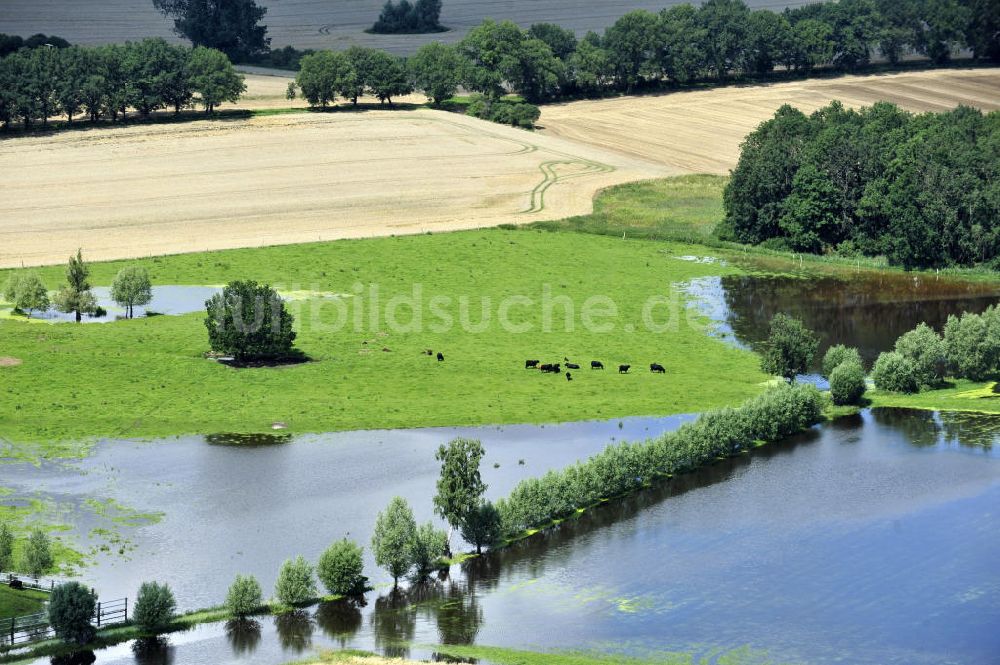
409, 522, 448, 578
133, 581, 176, 633
829, 360, 866, 405
49, 582, 97, 644
225, 574, 263, 617
466, 97, 541, 128
894, 322, 946, 387
495, 383, 823, 538
204, 280, 299, 363
3, 272, 49, 317
760, 313, 818, 381
370, 0, 444, 34
459, 501, 502, 553
943, 307, 1000, 381
822, 344, 862, 379
317, 539, 366, 596
274, 556, 316, 606
372, 496, 417, 584
871, 351, 920, 393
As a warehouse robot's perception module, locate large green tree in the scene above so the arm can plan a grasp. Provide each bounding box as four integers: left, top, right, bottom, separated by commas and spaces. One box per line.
433, 438, 487, 538
408, 42, 462, 105
152, 0, 270, 61
3, 272, 49, 317
296, 50, 352, 107
49, 583, 97, 644
0, 522, 13, 571
22, 528, 54, 577
204, 280, 297, 363
604, 10, 659, 91
187, 46, 245, 112
760, 313, 818, 382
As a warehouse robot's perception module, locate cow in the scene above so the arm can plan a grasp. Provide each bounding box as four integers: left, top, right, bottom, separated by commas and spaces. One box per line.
9, 578, 23, 590
541, 363, 561, 374
618, 364, 630, 374
566, 362, 580, 370
650, 363, 666, 373
566, 372, 573, 381
525, 359, 540, 369
591, 361, 604, 370
437, 352, 444, 362
424, 349, 433, 356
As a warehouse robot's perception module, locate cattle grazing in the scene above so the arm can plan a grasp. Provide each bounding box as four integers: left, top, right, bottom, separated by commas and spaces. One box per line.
9, 578, 24, 590
424, 349, 433, 356
525, 359, 540, 369
437, 352, 444, 361
591, 361, 604, 370
565, 362, 580, 370
566, 372, 573, 381
540, 363, 561, 373
650, 363, 666, 373
618, 364, 630, 374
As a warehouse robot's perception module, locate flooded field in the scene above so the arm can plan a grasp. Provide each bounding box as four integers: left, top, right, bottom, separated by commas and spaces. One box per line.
3, 286, 220, 323
5, 409, 1000, 665
687, 271, 1000, 369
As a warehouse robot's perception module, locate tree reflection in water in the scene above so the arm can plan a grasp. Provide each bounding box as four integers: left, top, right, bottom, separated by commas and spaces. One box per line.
225, 618, 262, 656
131, 636, 174, 665
371, 587, 416, 659
316, 597, 365, 646
274, 609, 314, 653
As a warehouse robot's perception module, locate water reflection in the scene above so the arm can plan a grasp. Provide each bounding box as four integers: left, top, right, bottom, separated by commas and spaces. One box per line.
872, 408, 1000, 451
689, 273, 1000, 368
225, 619, 261, 656
50, 652, 96, 665
315, 598, 364, 646
371, 589, 416, 659
273, 611, 313, 653
130, 637, 173, 665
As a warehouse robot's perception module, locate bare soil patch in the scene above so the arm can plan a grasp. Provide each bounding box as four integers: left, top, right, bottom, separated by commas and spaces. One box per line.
540, 68, 1000, 174
0, 357, 22, 367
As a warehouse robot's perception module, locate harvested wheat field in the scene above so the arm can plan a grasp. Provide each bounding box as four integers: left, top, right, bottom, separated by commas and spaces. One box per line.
0, 110, 671, 267
0, 0, 809, 55
541, 68, 1000, 174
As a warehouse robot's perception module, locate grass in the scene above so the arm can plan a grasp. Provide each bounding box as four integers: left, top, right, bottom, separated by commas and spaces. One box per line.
0, 585, 47, 620
0, 228, 767, 452
868, 379, 1000, 414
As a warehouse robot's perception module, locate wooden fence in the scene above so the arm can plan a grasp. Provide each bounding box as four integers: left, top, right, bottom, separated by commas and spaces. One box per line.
1, 596, 127, 648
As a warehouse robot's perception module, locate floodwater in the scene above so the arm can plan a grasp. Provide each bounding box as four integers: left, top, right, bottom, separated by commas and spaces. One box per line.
22, 286, 220, 323
686, 272, 1000, 368
5, 409, 1000, 665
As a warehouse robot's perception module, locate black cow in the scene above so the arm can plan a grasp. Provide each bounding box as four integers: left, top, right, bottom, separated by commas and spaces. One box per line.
650, 363, 666, 373
9, 578, 24, 590
566, 372, 573, 381
437, 352, 444, 362
618, 364, 630, 374
591, 361, 604, 370
525, 359, 540, 369
539, 363, 553, 372
541, 363, 561, 374
424, 349, 433, 356
566, 362, 580, 369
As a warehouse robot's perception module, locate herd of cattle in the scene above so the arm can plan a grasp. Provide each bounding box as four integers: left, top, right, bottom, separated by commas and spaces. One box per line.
525, 358, 666, 381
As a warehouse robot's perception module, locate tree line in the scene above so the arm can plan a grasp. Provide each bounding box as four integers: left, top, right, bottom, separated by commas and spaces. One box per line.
720, 101, 1000, 269
0, 37, 245, 130
370, 0, 446, 35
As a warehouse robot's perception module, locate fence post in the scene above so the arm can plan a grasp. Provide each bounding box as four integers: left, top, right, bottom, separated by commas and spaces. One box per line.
9, 617, 13, 644
124, 597, 128, 622
96, 601, 101, 628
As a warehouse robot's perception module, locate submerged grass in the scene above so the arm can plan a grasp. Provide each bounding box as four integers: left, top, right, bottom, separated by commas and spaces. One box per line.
868, 379, 1000, 415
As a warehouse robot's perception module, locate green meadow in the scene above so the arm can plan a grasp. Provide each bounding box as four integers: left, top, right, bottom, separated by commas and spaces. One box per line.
0, 222, 768, 453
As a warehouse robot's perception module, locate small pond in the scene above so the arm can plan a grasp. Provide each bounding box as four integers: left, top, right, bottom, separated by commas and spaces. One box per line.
5, 409, 1000, 665
10, 286, 221, 323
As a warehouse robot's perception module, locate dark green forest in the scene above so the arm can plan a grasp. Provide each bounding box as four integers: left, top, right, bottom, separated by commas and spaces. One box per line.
720, 102, 1000, 269
370, 0, 446, 34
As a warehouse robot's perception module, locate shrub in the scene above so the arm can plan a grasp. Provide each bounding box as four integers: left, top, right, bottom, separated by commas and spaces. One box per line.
3, 272, 49, 317
370, 0, 444, 34
466, 97, 541, 128
133, 581, 176, 633
48, 582, 97, 644
409, 522, 448, 577
894, 322, 946, 387
0, 522, 13, 570
871, 351, 919, 393
317, 539, 366, 596
204, 280, 298, 363
943, 307, 1000, 381
274, 556, 316, 606
225, 574, 263, 617
822, 344, 862, 379
110, 265, 152, 319
829, 360, 866, 405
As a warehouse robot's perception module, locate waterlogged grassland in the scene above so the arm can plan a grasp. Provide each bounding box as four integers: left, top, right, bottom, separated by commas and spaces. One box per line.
869, 380, 1000, 415
0, 229, 767, 450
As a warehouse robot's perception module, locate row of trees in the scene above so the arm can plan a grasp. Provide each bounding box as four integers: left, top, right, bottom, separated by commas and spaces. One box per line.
4, 252, 153, 320
871, 308, 1000, 393
0, 38, 245, 129
494, 383, 824, 538
0, 523, 54, 578
721, 102, 1000, 269
0, 33, 71, 57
